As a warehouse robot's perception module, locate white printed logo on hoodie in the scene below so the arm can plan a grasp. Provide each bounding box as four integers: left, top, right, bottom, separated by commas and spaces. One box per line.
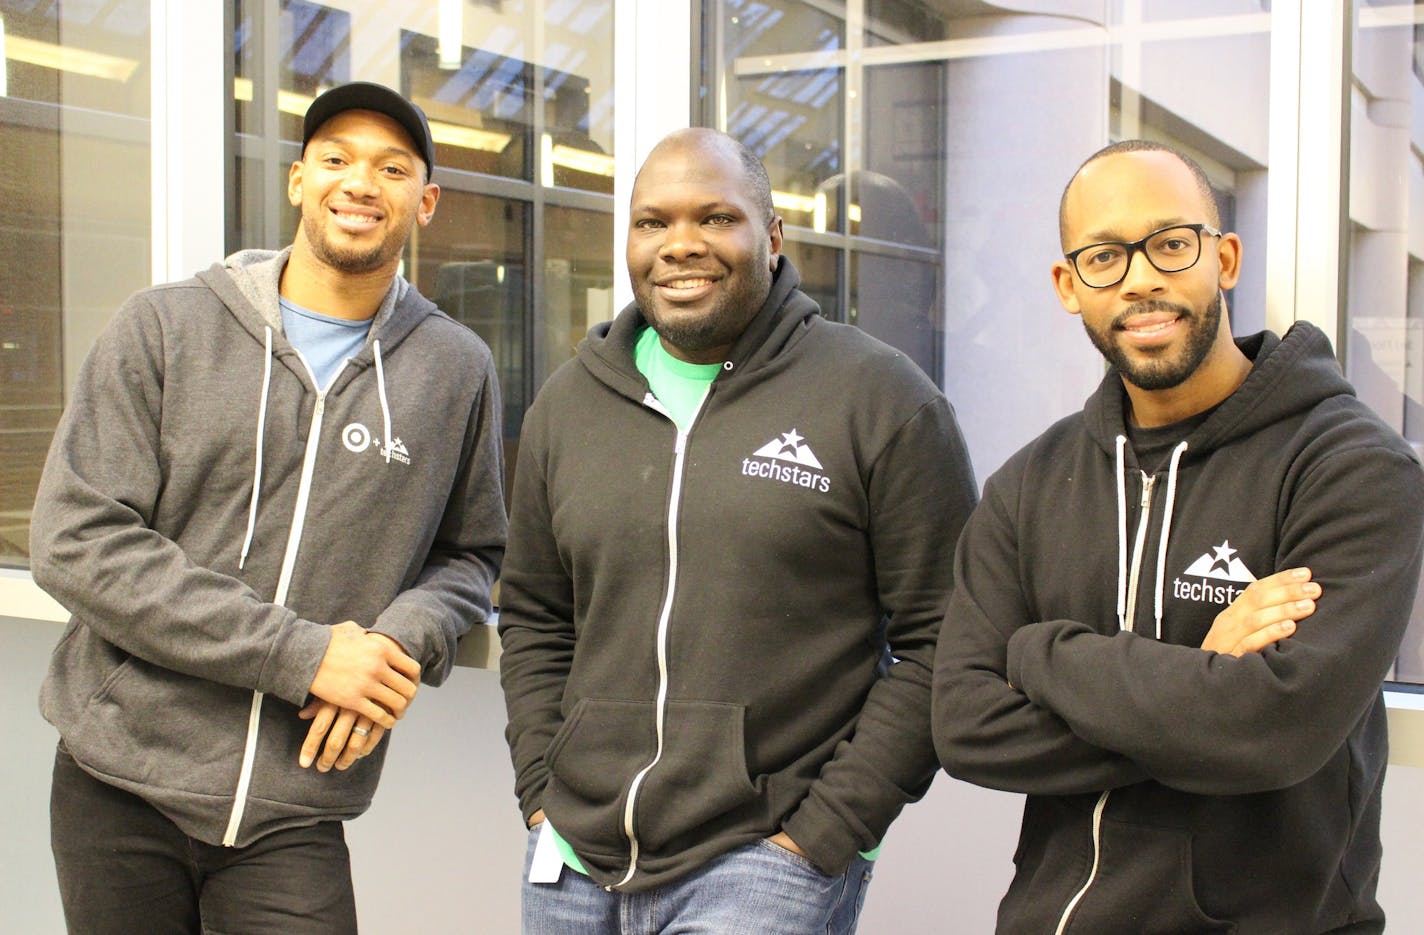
740, 429, 830, 493
342, 422, 411, 466
1172, 539, 1257, 606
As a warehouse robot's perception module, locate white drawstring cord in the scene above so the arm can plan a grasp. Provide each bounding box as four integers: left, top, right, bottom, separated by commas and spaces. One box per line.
373, 339, 394, 462
1153, 441, 1189, 640
239, 326, 273, 570
1114, 435, 1128, 632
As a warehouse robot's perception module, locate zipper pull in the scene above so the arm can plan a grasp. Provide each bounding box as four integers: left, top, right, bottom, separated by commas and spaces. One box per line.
1139, 472, 1155, 509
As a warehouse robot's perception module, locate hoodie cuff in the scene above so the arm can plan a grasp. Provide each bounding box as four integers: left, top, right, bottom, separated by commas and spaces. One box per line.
780, 793, 860, 877
256, 616, 331, 706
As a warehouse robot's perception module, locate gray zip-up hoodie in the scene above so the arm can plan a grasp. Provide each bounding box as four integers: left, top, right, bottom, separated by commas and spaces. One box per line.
32, 248, 506, 847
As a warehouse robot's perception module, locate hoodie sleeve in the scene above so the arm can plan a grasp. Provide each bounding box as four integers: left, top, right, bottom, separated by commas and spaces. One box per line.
933, 468, 1151, 795
371, 356, 506, 686
779, 398, 980, 872
28, 291, 331, 707
1005, 439, 1424, 795
495, 401, 573, 823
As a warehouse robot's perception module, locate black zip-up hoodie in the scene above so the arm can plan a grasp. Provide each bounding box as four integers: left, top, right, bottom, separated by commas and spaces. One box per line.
933, 322, 1424, 933
499, 258, 978, 891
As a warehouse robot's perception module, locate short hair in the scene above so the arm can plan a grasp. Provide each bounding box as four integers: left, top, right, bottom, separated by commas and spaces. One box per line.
732, 138, 776, 226
638, 128, 776, 226
1058, 139, 1221, 248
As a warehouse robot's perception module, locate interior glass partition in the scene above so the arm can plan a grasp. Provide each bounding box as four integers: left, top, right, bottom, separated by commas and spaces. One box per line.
0, 0, 152, 564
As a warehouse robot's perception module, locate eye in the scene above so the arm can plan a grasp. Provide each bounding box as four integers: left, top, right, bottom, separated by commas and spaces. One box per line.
1082, 247, 1124, 268
705, 214, 736, 226
381, 164, 410, 178
1157, 237, 1191, 252
634, 218, 666, 230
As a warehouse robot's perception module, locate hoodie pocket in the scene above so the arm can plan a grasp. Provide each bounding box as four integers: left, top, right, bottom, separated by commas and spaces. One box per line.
633, 700, 759, 852
1067, 815, 1235, 935
543, 698, 759, 858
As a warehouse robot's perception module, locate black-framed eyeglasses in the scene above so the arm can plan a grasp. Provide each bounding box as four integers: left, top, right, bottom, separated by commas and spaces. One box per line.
1064, 223, 1223, 289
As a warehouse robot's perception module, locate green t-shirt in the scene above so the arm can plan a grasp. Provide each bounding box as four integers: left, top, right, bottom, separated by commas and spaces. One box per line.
540, 326, 879, 875
633, 325, 720, 431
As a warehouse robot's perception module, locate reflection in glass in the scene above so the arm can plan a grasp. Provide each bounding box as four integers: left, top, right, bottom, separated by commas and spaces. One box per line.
543, 205, 615, 380
416, 191, 527, 484
1346, 1, 1424, 681
0, 1, 150, 563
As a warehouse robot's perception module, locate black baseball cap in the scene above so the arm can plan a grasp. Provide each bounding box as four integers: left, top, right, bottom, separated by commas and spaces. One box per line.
302, 81, 436, 176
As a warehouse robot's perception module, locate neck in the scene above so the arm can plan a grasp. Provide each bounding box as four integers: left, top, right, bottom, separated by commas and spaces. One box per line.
280, 236, 397, 321
1123, 339, 1252, 428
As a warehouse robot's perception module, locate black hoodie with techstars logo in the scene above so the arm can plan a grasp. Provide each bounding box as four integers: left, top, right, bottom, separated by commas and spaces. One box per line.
498, 257, 978, 892
934, 321, 1424, 934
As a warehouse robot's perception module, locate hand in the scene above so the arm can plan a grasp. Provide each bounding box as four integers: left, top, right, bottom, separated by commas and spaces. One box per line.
767, 830, 810, 859
528, 809, 546, 829
298, 700, 387, 771
1201, 567, 1319, 657
308, 622, 421, 729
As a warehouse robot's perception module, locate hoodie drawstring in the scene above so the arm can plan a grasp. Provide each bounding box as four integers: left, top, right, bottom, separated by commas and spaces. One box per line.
1115, 434, 1190, 638
1114, 436, 1128, 631
373, 339, 395, 463
239, 326, 274, 570
1152, 441, 1189, 639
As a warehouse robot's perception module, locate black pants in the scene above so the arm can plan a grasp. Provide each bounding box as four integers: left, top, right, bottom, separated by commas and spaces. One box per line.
50, 744, 358, 935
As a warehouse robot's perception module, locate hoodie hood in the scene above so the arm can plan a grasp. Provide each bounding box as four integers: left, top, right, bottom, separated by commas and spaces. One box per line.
577, 256, 821, 399
203, 247, 430, 358
1083, 321, 1353, 463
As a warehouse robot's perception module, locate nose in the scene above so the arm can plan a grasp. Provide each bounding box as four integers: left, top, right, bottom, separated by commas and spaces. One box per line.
340, 161, 380, 198
658, 219, 706, 261
1117, 244, 1166, 297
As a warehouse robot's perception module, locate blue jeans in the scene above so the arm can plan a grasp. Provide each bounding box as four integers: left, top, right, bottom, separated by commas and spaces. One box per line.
50, 744, 358, 935
521, 826, 874, 934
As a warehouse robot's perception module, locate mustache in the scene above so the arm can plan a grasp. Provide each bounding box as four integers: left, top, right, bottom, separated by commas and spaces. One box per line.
1113, 300, 1192, 328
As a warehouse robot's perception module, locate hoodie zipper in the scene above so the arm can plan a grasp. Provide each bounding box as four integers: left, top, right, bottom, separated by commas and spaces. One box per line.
1054, 790, 1111, 935
609, 388, 709, 889
1055, 472, 1158, 927
1121, 473, 1157, 634
222, 383, 332, 846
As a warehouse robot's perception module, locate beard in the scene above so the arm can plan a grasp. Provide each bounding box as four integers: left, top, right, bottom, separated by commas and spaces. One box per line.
1083, 291, 1224, 391
301, 209, 411, 274
634, 255, 773, 361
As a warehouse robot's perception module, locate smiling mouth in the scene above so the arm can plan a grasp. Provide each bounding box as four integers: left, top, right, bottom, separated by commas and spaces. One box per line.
658, 277, 716, 291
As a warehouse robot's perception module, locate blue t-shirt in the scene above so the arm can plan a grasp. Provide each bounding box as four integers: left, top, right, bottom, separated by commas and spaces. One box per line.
279, 296, 372, 390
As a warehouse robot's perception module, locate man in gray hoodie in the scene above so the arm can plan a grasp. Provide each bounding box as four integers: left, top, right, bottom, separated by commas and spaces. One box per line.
31, 82, 506, 933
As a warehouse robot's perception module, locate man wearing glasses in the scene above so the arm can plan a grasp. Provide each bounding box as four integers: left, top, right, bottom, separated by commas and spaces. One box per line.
933, 139, 1424, 933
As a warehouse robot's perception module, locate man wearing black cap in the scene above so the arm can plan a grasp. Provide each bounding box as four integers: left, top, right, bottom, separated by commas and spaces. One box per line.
31, 81, 506, 932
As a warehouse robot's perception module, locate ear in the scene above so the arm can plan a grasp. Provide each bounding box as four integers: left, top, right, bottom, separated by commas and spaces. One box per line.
767, 215, 784, 270
287, 161, 304, 207
1215, 231, 1243, 290
416, 182, 441, 227
1052, 260, 1082, 315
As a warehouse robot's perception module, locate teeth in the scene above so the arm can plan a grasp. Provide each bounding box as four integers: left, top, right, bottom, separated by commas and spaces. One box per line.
664, 278, 711, 290
1126, 320, 1173, 334
334, 211, 378, 223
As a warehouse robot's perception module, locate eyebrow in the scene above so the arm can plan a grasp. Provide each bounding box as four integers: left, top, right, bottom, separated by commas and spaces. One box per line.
1080, 217, 1192, 244
631, 200, 742, 216
314, 136, 417, 162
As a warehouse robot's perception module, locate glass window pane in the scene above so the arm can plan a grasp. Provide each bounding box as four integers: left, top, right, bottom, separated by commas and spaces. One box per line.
543, 204, 614, 380
0, 1, 151, 564
712, 1, 844, 231
1346, 0, 1424, 682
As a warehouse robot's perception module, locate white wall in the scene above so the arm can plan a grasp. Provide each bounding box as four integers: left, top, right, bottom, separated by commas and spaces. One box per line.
7, 614, 1424, 932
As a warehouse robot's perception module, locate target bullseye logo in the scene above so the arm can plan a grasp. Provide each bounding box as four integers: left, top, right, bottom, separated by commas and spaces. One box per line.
342, 422, 372, 453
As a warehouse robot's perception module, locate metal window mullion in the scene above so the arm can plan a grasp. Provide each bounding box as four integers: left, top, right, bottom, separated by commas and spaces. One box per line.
1265, 1, 1351, 349
151, 0, 226, 284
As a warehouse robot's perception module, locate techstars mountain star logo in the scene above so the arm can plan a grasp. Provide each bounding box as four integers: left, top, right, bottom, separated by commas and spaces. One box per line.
742, 429, 831, 492
1173, 539, 1257, 606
